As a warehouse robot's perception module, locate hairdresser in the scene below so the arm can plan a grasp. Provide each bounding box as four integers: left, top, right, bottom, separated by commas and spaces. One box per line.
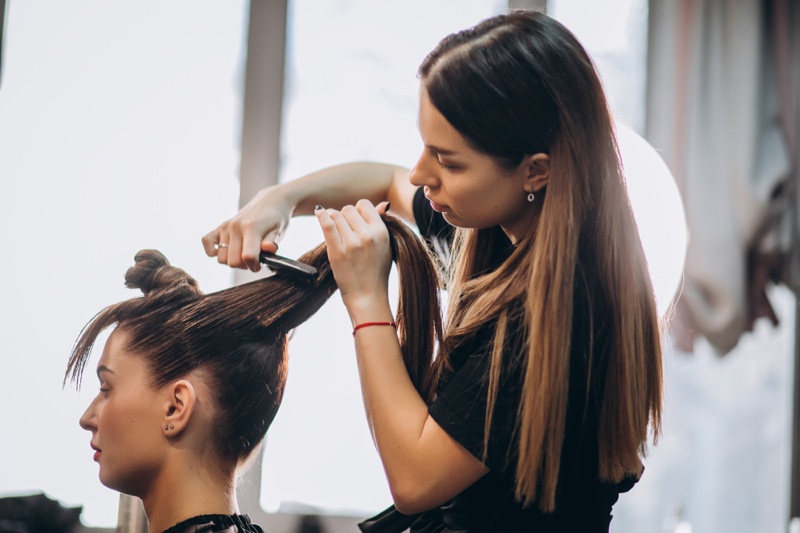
202, 11, 663, 533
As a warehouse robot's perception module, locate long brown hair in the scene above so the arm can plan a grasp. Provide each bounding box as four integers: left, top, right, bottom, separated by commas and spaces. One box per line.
419, 11, 662, 511
65, 215, 443, 463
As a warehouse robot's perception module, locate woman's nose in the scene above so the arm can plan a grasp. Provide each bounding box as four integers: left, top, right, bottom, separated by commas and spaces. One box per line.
79, 401, 97, 432
409, 153, 437, 189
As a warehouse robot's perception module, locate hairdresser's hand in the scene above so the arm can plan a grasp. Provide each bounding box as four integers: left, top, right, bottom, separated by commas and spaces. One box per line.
316, 200, 393, 317
202, 186, 290, 272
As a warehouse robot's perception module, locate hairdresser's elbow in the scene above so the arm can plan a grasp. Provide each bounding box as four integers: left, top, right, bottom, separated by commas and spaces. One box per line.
385, 457, 488, 514
389, 478, 441, 515
391, 492, 435, 515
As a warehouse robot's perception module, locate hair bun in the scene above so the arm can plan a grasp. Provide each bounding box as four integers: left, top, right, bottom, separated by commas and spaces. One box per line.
124, 249, 200, 297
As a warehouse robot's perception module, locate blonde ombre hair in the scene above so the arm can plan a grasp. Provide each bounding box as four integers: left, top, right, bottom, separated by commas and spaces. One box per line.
419, 11, 663, 511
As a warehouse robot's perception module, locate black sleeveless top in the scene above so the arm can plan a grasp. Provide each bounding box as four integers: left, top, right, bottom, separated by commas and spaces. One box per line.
162, 514, 264, 533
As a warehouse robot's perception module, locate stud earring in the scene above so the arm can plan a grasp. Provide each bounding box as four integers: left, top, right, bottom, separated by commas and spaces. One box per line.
527, 192, 535, 203
164, 424, 169, 430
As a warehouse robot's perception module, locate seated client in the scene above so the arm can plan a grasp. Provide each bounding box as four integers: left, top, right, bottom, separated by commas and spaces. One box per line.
64, 215, 442, 533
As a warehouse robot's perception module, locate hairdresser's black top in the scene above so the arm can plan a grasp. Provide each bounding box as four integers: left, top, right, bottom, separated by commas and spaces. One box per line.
162, 514, 263, 533
358, 188, 638, 533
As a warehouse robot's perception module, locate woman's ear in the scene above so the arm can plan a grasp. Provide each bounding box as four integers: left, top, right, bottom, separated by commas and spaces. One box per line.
162, 379, 197, 437
524, 153, 550, 194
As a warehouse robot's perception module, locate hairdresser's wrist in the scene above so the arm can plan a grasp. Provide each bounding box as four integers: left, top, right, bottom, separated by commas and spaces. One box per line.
343, 294, 394, 327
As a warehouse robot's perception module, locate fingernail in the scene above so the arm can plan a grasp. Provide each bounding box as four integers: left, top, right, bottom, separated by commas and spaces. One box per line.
315, 205, 324, 211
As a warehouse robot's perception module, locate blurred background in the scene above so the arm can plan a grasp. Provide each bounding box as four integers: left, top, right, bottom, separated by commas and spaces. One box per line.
0, 1, 797, 532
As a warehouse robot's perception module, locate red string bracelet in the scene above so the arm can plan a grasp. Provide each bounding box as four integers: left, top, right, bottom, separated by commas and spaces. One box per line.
352, 321, 397, 336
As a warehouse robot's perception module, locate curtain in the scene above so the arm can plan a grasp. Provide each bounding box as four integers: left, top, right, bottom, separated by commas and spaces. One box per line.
645, 0, 799, 355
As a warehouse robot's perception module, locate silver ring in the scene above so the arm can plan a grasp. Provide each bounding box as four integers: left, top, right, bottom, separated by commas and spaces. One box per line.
215, 243, 229, 250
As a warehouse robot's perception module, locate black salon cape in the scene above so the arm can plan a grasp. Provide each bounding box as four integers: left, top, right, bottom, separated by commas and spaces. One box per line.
358, 188, 638, 533
162, 514, 264, 533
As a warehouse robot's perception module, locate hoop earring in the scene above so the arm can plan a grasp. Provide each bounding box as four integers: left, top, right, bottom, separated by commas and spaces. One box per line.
527, 192, 535, 203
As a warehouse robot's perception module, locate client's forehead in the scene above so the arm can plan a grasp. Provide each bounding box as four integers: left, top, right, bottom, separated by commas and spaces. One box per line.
97, 328, 150, 381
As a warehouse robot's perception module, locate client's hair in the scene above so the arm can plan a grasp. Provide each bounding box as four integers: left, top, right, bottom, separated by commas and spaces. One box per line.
65, 215, 443, 463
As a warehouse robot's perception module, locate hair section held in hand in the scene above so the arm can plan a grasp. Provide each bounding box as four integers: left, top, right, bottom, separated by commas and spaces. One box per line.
65, 213, 443, 462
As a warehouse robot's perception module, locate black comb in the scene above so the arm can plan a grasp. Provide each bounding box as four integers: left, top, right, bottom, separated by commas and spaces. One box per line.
259, 252, 318, 281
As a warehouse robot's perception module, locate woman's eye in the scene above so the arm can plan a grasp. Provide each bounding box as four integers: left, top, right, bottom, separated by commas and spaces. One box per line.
99, 387, 110, 396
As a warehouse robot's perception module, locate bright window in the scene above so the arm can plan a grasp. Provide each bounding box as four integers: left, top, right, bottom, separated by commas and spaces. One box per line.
0, 1, 247, 527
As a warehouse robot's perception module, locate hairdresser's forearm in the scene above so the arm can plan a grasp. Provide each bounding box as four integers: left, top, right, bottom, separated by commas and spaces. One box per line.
313, 202, 487, 511
353, 323, 439, 507
349, 300, 487, 514
274, 162, 412, 217
202, 162, 415, 270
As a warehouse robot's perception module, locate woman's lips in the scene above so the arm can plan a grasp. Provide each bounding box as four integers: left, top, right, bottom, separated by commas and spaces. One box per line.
91, 443, 101, 462
428, 199, 448, 213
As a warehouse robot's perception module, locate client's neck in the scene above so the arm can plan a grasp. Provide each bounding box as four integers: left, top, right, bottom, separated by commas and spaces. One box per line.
140, 458, 239, 533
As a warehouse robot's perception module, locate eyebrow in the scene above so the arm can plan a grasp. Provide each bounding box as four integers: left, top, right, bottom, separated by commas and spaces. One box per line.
426, 144, 458, 156
97, 365, 115, 379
